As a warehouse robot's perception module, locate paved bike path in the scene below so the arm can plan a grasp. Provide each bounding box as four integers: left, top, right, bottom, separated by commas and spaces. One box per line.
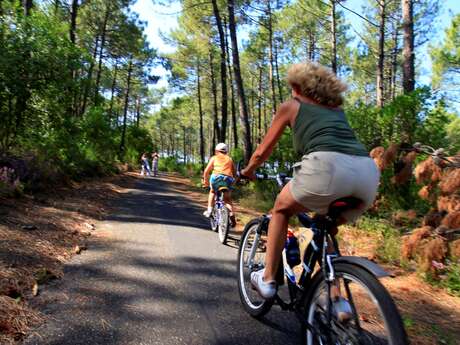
24, 175, 298, 345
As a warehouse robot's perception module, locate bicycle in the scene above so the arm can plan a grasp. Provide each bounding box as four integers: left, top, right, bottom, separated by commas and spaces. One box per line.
237, 171, 409, 345
208, 186, 231, 245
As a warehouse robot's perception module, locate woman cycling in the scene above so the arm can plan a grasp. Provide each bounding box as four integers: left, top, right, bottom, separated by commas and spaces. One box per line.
241, 62, 380, 299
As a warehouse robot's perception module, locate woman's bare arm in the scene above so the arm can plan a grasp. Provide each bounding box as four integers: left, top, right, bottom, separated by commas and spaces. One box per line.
243, 100, 298, 175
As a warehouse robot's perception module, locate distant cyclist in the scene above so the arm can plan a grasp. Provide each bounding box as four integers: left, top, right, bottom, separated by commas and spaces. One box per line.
202, 143, 237, 227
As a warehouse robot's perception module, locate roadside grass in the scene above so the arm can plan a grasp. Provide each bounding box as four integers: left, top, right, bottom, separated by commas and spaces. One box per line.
353, 216, 404, 265
443, 263, 460, 296
424, 324, 457, 345
422, 263, 460, 297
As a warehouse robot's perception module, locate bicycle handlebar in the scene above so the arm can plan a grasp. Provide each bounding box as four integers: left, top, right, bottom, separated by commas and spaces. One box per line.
238, 170, 292, 188
403, 143, 460, 168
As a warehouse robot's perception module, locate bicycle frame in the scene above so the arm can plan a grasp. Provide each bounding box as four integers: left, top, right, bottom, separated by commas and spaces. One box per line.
213, 190, 225, 219
251, 213, 331, 307
250, 210, 389, 327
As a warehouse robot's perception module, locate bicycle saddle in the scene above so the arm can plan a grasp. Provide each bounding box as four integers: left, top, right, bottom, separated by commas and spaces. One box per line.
327, 197, 363, 219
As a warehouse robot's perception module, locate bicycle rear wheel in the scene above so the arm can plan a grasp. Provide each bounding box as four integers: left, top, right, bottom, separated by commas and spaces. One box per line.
301, 263, 408, 345
237, 219, 273, 317
210, 208, 218, 232
218, 207, 230, 244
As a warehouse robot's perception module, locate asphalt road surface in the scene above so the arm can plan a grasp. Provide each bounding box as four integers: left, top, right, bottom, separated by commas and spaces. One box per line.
23, 175, 299, 345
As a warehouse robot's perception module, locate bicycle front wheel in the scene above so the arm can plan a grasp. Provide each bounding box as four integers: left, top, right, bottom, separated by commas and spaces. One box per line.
237, 219, 273, 317
301, 263, 408, 345
218, 207, 230, 244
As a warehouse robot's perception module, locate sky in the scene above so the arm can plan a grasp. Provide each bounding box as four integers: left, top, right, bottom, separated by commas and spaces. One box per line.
131, 0, 460, 91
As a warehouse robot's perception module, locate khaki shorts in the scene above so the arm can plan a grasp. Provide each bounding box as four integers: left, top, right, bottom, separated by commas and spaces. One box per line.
290, 151, 380, 221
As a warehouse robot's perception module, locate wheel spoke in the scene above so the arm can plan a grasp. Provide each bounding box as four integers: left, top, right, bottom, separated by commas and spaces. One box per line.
305, 269, 404, 345
238, 222, 270, 312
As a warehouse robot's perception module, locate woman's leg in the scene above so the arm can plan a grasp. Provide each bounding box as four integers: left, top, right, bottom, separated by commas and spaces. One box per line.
263, 182, 308, 281
223, 191, 236, 226
207, 189, 215, 209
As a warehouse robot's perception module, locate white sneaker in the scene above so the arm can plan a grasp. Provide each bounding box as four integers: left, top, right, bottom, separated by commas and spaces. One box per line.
203, 209, 212, 218
250, 269, 277, 299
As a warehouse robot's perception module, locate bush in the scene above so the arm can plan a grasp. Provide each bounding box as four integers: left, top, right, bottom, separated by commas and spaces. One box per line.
0, 167, 23, 197
159, 156, 181, 173
443, 263, 460, 296
423, 262, 460, 297
356, 217, 403, 264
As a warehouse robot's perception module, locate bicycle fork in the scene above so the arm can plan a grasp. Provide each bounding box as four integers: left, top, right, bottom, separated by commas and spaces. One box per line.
247, 216, 270, 270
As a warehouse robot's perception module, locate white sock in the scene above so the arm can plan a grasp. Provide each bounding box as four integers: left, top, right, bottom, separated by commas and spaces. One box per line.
207, 207, 212, 212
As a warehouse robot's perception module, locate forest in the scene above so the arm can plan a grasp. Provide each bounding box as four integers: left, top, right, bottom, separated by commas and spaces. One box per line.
1, 0, 459, 176
1, 0, 460, 292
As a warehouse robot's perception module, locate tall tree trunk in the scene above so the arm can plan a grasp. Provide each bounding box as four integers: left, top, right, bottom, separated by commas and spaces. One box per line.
211, 0, 227, 142
390, 26, 399, 101
376, 0, 386, 108
183, 126, 186, 164
402, 0, 415, 93
196, 63, 205, 168
209, 49, 220, 146
257, 66, 263, 143
307, 29, 316, 60
14, 0, 33, 138
267, 1, 277, 115
109, 61, 118, 122
81, 35, 99, 116
207, 123, 213, 158
330, 0, 338, 74
263, 97, 268, 134
119, 59, 133, 155
274, 41, 283, 104
22, 0, 32, 16
135, 95, 141, 127
224, 18, 238, 149
54, 0, 60, 15
94, 5, 110, 104
228, 0, 252, 163
70, 0, 78, 44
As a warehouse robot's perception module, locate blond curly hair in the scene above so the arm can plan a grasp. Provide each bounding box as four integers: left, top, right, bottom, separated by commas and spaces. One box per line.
287, 62, 347, 107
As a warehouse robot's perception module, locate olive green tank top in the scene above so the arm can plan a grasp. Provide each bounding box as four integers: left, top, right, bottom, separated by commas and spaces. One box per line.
292, 99, 368, 157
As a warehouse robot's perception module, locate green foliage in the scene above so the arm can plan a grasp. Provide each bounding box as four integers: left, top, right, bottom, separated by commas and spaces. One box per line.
355, 217, 402, 264
0, 7, 85, 151
443, 263, 460, 297
425, 262, 460, 297
157, 157, 201, 177
346, 87, 450, 149
446, 116, 460, 154
233, 182, 274, 213
124, 126, 154, 164
0, 1, 157, 185
229, 148, 244, 165
431, 14, 460, 91
158, 156, 182, 173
